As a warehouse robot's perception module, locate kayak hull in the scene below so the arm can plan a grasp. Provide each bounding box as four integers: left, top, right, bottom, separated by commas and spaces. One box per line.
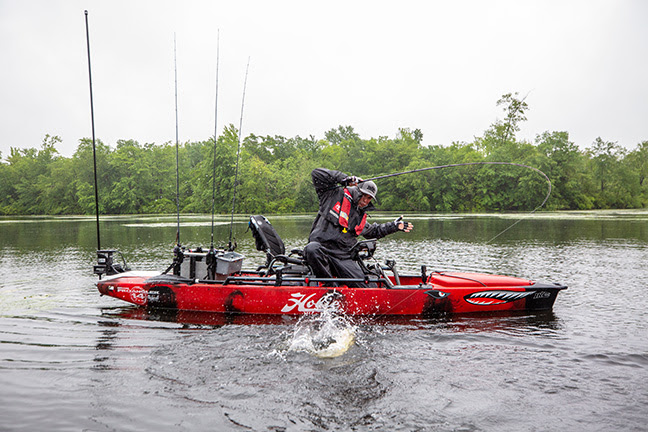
97, 271, 566, 316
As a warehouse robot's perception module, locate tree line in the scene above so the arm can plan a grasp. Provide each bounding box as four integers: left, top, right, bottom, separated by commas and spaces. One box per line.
1, 93, 647, 216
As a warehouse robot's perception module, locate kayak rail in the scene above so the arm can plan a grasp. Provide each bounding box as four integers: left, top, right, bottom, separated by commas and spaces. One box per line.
221, 274, 395, 288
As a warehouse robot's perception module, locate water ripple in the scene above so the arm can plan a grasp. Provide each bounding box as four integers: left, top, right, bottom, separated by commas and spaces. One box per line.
2, 215, 648, 431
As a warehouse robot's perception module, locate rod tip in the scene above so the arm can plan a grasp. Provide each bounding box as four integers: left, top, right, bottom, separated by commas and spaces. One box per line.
84, 10, 88, 15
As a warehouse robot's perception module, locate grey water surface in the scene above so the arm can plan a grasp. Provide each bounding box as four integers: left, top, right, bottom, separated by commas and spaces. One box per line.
1, 212, 647, 431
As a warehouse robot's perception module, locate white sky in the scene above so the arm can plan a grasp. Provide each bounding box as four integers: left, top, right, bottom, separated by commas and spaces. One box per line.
1, 0, 647, 158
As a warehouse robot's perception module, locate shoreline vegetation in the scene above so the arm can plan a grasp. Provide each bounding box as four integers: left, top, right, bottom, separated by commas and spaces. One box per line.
3, 209, 648, 223
2, 93, 647, 216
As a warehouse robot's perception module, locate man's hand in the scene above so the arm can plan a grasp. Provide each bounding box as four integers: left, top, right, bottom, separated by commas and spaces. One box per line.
342, 175, 363, 186
394, 216, 413, 232
399, 221, 413, 232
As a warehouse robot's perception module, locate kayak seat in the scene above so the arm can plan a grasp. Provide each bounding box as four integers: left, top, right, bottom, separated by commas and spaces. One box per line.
249, 215, 285, 256
248, 215, 309, 275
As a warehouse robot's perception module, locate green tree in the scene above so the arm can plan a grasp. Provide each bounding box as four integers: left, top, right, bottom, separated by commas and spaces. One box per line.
2, 135, 63, 214
325, 125, 360, 146
72, 138, 112, 215
625, 140, 648, 206
536, 131, 593, 209
586, 137, 636, 208
184, 125, 239, 213
2, 92, 647, 216
477, 92, 529, 158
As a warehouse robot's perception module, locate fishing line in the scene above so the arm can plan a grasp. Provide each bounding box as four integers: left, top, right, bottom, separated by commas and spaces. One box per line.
84, 10, 101, 251
363, 161, 552, 243
210, 30, 220, 250
228, 57, 250, 250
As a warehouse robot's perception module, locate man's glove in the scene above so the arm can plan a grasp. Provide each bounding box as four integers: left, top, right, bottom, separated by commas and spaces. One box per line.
394, 216, 413, 232
342, 175, 362, 186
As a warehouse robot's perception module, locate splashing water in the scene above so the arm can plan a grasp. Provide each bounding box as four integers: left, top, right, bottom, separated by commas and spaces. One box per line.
284, 305, 357, 359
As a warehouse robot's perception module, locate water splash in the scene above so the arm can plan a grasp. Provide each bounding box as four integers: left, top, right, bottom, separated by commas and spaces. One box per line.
282, 301, 357, 358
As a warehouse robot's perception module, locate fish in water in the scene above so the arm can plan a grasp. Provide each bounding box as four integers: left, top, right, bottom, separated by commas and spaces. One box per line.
286, 310, 356, 358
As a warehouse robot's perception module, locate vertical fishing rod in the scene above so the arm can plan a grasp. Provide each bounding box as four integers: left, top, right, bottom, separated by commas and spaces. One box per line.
173, 34, 181, 247
209, 30, 220, 250
227, 57, 250, 250
84, 10, 101, 251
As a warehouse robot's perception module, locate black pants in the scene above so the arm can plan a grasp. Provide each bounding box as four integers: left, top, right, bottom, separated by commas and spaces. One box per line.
303, 241, 371, 288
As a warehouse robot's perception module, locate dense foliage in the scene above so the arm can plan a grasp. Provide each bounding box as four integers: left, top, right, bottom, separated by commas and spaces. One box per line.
2, 94, 647, 215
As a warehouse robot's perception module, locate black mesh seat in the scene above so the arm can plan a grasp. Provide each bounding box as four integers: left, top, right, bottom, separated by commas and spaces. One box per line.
248, 215, 309, 275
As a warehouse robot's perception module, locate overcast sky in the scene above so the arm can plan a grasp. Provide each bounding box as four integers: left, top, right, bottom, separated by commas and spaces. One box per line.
1, 0, 647, 158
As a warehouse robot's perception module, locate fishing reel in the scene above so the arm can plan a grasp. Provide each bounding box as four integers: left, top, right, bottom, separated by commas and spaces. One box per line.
351, 240, 404, 286
350, 239, 376, 261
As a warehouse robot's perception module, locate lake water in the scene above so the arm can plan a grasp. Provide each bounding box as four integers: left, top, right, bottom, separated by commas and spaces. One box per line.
1, 211, 647, 431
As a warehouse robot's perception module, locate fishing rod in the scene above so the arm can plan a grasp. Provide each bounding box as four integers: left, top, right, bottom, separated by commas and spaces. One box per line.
85, 10, 129, 277
209, 30, 220, 250
84, 10, 101, 251
227, 57, 250, 251
365, 161, 549, 203
362, 161, 552, 243
173, 34, 181, 248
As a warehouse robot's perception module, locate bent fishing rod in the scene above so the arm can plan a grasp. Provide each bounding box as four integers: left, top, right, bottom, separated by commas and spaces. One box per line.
363, 161, 551, 212
359, 161, 552, 243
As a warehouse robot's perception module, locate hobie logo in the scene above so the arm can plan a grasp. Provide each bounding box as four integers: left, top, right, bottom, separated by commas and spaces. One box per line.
117, 285, 147, 305
281, 292, 326, 313
131, 290, 147, 304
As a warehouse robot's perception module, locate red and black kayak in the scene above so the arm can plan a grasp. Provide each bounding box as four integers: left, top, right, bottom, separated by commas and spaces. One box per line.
95, 216, 566, 317
97, 270, 565, 317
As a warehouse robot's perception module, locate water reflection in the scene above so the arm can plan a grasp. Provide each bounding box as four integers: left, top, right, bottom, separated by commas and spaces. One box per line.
105, 305, 562, 338
105, 306, 301, 327
94, 321, 120, 371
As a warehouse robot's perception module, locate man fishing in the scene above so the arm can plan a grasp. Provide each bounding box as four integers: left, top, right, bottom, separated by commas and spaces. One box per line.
304, 168, 413, 287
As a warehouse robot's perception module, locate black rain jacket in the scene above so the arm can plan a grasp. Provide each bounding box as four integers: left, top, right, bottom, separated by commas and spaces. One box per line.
308, 168, 399, 257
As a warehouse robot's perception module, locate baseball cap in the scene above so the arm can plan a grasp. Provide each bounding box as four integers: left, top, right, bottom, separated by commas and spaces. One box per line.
358, 180, 378, 200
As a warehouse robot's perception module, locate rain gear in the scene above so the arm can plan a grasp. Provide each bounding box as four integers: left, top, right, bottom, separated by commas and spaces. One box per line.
305, 168, 400, 286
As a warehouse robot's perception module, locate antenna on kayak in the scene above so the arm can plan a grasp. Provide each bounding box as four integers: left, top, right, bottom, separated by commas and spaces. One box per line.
173, 33, 181, 248
209, 29, 220, 250
227, 56, 250, 251
84, 10, 101, 252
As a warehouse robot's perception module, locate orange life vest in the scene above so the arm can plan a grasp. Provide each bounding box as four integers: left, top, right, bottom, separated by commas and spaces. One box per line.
329, 188, 367, 235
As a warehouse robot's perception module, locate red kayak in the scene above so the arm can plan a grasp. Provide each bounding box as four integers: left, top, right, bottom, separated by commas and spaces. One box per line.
95, 215, 566, 317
